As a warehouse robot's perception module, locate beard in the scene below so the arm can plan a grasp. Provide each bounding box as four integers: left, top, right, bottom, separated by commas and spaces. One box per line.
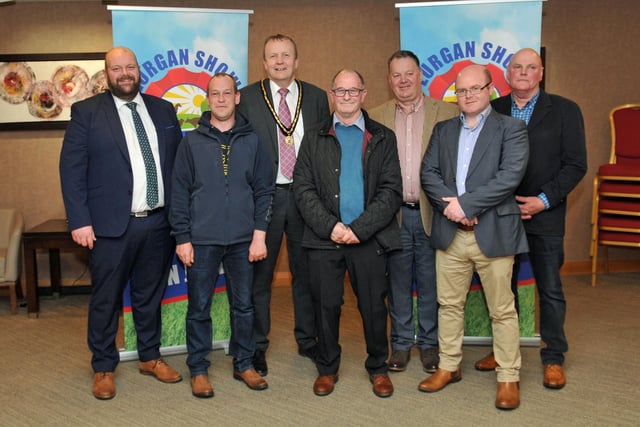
107, 74, 141, 101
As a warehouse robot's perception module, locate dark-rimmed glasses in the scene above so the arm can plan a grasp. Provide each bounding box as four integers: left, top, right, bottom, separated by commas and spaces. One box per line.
454, 82, 491, 97
331, 87, 365, 97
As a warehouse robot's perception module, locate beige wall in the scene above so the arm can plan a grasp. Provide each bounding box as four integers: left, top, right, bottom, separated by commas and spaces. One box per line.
1, 0, 639, 284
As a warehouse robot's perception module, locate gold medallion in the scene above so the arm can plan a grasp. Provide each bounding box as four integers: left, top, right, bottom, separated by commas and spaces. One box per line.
285, 135, 294, 145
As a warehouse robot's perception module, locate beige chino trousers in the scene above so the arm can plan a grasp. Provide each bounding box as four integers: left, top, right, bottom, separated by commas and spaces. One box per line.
436, 229, 521, 383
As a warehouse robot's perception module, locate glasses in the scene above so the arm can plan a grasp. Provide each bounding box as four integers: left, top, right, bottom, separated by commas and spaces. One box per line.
331, 87, 364, 97
454, 82, 491, 97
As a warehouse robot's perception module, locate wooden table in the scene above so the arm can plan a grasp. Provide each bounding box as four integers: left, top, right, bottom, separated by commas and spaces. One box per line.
22, 219, 78, 318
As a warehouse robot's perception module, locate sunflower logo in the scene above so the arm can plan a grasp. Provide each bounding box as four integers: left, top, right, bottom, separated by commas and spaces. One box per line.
145, 68, 213, 131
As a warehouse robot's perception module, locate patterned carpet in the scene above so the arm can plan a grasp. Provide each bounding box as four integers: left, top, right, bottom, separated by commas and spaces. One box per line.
0, 273, 638, 426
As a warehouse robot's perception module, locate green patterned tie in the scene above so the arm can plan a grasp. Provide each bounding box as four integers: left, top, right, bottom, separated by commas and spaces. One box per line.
126, 102, 158, 208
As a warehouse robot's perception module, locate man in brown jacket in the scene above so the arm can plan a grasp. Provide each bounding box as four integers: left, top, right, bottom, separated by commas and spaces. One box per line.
369, 50, 458, 375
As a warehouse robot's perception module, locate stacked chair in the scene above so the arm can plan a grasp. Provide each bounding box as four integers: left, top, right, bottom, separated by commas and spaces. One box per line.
590, 104, 640, 286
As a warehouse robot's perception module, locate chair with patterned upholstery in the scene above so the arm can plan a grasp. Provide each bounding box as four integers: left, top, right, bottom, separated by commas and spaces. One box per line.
590, 104, 640, 286
0, 208, 24, 314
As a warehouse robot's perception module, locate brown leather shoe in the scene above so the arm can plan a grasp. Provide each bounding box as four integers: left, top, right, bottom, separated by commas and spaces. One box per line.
92, 372, 115, 400
388, 350, 410, 372
233, 368, 268, 390
418, 368, 461, 393
190, 374, 214, 398
371, 373, 394, 398
139, 358, 183, 383
496, 381, 520, 410
475, 352, 498, 371
313, 374, 338, 396
543, 364, 566, 389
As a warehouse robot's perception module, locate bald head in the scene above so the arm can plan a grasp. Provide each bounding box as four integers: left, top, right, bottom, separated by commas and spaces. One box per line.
457, 64, 492, 84
506, 48, 544, 99
510, 48, 542, 67
105, 46, 138, 68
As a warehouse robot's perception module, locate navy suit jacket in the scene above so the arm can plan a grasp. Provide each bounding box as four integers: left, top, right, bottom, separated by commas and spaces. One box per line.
491, 90, 587, 236
421, 109, 530, 258
60, 91, 182, 237
237, 79, 330, 181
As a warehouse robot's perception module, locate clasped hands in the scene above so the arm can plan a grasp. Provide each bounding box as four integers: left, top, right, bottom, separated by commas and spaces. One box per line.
515, 195, 545, 220
442, 196, 477, 227
331, 222, 360, 244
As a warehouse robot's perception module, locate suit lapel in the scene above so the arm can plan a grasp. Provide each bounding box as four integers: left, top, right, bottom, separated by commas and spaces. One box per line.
491, 95, 511, 116
142, 94, 167, 170
422, 98, 441, 157
527, 90, 552, 131
101, 93, 131, 165
466, 112, 500, 178
382, 101, 396, 131
444, 118, 461, 173
260, 78, 280, 153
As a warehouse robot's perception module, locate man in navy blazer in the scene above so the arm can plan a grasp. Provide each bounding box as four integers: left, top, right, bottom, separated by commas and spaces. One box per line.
237, 34, 330, 376
474, 48, 587, 390
420, 64, 529, 410
60, 46, 183, 400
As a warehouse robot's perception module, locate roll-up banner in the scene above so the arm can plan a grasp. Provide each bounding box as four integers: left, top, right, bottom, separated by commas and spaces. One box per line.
109, 5, 252, 359
398, 0, 543, 344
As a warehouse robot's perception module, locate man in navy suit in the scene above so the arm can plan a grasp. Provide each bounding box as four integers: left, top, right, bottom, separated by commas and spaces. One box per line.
60, 46, 183, 400
473, 48, 587, 390
237, 34, 330, 376
420, 64, 529, 410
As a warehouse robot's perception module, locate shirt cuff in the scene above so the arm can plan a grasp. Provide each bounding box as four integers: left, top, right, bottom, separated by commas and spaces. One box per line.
537, 192, 551, 210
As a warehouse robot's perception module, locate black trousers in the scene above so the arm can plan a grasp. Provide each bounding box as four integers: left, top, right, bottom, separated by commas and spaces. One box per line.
87, 214, 174, 372
308, 240, 390, 376
252, 185, 317, 352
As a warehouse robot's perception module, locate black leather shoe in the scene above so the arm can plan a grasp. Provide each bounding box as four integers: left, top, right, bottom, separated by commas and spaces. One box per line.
388, 350, 410, 372
253, 350, 268, 377
420, 347, 439, 373
298, 345, 318, 362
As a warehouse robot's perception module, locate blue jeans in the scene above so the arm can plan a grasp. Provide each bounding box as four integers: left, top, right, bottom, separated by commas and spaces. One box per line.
388, 207, 438, 350
186, 243, 255, 375
525, 234, 568, 365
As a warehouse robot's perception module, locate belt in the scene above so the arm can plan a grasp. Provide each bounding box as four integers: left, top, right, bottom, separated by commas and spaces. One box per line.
131, 207, 164, 217
402, 201, 420, 210
458, 223, 474, 232
276, 183, 293, 190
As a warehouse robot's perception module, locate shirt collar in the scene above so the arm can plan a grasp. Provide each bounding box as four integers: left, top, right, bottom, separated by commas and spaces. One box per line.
112, 92, 144, 110
269, 79, 298, 99
460, 104, 492, 130
510, 90, 540, 110
395, 94, 424, 114
333, 111, 365, 133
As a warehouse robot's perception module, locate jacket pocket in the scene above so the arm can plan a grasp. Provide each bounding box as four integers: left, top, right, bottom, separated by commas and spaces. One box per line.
496, 201, 521, 216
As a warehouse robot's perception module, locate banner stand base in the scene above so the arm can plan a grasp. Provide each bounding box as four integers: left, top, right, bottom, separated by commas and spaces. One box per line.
119, 340, 230, 362
463, 336, 541, 347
